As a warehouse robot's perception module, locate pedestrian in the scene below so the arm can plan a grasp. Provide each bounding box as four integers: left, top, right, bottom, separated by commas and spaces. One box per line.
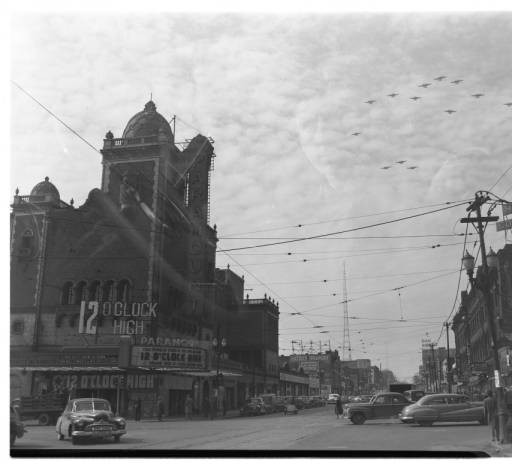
157, 397, 164, 421
134, 398, 141, 422
209, 395, 217, 420
483, 390, 498, 441
185, 394, 193, 420
335, 397, 343, 419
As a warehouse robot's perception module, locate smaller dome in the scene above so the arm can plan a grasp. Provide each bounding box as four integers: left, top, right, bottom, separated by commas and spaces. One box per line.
30, 176, 60, 202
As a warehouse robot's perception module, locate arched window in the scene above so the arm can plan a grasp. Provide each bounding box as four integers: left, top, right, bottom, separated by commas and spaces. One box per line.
88, 280, 101, 301
102, 280, 114, 302
61, 282, 74, 305
55, 314, 66, 328
117, 279, 131, 302
69, 314, 79, 328
74, 281, 87, 304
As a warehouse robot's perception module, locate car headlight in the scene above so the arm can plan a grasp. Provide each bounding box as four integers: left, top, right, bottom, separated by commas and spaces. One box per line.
115, 418, 126, 429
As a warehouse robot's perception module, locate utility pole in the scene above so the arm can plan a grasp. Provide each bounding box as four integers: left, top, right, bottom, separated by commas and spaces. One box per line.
445, 322, 452, 393
430, 343, 438, 392
461, 192, 507, 443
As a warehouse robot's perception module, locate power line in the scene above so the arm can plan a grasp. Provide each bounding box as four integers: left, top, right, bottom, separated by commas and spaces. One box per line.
246, 267, 458, 286
219, 232, 475, 240
225, 242, 466, 266
218, 201, 469, 252
220, 200, 471, 237
281, 269, 459, 317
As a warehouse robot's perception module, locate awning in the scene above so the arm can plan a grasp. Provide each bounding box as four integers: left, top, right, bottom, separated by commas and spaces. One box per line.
135, 368, 242, 377
10, 366, 124, 372
10, 366, 242, 376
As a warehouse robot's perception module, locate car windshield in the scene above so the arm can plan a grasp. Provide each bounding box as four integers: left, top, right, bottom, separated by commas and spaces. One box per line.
75, 400, 110, 412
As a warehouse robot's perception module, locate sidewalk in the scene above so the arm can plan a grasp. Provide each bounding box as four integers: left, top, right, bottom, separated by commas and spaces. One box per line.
133, 408, 241, 423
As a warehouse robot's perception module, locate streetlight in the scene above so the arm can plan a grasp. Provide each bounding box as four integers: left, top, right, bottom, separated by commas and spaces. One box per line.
212, 335, 227, 418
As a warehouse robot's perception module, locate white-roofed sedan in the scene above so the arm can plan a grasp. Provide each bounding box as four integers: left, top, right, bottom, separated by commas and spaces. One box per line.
399, 393, 485, 427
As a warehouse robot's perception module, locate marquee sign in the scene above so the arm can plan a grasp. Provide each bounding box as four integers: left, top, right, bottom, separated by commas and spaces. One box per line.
131, 346, 207, 369
11, 349, 118, 367
79, 301, 158, 335
51, 373, 156, 390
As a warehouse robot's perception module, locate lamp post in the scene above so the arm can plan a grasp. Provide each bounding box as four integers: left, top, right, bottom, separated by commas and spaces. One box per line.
212, 335, 227, 418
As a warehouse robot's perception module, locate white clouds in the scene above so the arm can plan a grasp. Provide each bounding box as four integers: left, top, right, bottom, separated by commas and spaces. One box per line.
10, 12, 512, 379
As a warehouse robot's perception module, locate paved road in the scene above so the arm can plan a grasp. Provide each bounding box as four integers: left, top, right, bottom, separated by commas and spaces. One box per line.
12, 405, 502, 456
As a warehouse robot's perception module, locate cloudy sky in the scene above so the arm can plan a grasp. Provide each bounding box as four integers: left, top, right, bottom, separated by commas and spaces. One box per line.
10, 6, 512, 381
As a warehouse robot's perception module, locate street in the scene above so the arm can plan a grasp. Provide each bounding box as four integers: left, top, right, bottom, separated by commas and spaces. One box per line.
11, 405, 501, 456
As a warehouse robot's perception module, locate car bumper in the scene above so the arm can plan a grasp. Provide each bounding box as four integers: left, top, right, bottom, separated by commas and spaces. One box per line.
398, 413, 414, 423
72, 429, 126, 439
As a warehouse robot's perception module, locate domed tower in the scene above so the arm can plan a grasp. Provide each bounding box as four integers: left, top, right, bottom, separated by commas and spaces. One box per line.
100, 100, 217, 299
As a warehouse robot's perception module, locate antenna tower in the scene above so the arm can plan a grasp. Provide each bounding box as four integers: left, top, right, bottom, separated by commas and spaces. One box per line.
342, 262, 352, 360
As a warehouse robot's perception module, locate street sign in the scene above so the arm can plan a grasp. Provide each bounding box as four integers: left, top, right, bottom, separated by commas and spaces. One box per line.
495, 370, 501, 388
496, 218, 512, 232
503, 203, 512, 216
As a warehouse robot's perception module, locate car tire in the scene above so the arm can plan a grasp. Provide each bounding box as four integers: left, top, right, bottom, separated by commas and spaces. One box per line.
38, 413, 51, 426
114, 435, 121, 443
351, 413, 366, 425
417, 421, 433, 427
10, 431, 16, 447
72, 436, 79, 445
479, 418, 487, 425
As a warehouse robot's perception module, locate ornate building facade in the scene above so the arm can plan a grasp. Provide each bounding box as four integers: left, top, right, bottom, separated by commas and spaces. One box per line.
10, 101, 279, 418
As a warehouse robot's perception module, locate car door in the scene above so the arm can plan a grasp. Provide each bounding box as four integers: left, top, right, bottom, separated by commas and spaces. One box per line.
372, 395, 394, 418
390, 394, 410, 415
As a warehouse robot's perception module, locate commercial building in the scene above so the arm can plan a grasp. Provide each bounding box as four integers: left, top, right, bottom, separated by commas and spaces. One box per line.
10, 100, 279, 418
451, 244, 512, 395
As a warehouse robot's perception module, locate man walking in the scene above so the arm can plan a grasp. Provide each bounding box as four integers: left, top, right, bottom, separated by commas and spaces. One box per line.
134, 398, 142, 422
185, 394, 193, 420
483, 390, 498, 441
335, 397, 343, 419
157, 397, 165, 421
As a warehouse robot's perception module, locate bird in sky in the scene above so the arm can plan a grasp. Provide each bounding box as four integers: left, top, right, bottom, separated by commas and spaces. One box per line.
396, 160, 407, 164
365, 100, 376, 104
418, 83, 431, 88
387, 93, 399, 97
407, 166, 418, 169
352, 132, 361, 136
381, 166, 392, 170
445, 109, 456, 114
504, 102, 512, 107
410, 96, 421, 101
451, 79, 464, 84
434, 76, 447, 81
472, 93, 484, 98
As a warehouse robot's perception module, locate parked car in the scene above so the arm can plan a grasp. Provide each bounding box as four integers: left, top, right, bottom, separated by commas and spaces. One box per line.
10, 405, 26, 447
55, 398, 127, 445
260, 394, 282, 413
240, 397, 270, 416
343, 392, 411, 425
311, 396, 326, 407
301, 397, 314, 409
327, 393, 340, 404
399, 393, 485, 427
283, 402, 298, 415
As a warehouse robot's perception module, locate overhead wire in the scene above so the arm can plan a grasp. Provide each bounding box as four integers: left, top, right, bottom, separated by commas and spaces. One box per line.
218, 201, 470, 252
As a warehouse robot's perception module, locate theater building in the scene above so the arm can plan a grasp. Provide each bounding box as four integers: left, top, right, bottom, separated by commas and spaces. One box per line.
10, 101, 279, 418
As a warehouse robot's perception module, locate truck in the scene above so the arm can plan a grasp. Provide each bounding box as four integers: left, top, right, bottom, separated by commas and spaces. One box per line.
11, 394, 66, 426
388, 383, 414, 394
389, 384, 425, 402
